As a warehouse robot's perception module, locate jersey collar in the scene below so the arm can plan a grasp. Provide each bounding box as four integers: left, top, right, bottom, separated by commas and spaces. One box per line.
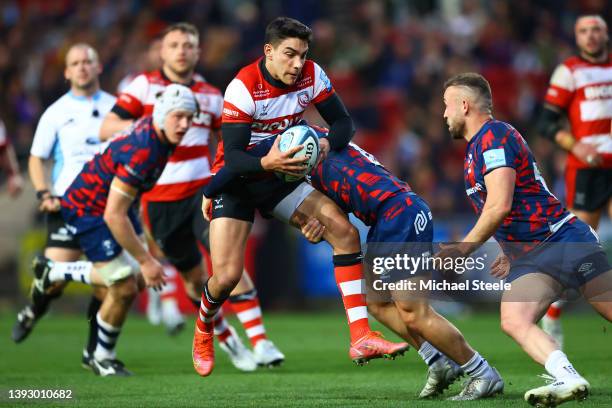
159, 68, 195, 87
259, 58, 290, 89
468, 118, 494, 147
68, 90, 102, 101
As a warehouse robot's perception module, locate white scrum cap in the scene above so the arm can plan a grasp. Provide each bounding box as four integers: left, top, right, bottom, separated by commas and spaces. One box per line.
153, 84, 198, 131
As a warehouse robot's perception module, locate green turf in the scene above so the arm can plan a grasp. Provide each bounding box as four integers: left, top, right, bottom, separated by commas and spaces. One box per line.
0, 311, 610, 407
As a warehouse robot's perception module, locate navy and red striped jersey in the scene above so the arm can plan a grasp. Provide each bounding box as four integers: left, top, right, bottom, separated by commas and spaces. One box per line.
464, 119, 572, 246
309, 142, 412, 226
62, 117, 173, 218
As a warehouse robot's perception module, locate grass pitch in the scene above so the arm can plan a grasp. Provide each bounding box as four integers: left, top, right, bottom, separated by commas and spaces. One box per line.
1, 311, 610, 407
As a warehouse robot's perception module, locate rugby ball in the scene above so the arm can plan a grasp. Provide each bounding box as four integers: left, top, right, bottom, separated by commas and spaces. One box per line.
277, 125, 320, 182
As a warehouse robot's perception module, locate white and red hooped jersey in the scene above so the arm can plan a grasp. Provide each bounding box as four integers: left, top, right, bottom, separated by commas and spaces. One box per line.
210, 58, 335, 173
544, 55, 612, 169
114, 70, 223, 201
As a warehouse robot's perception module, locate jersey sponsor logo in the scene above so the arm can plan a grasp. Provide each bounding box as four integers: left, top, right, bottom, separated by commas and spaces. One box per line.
296, 76, 313, 88
584, 84, 612, 100
413, 210, 428, 235
120, 94, 134, 103
251, 116, 302, 133
483, 148, 506, 170
223, 107, 240, 117
253, 86, 270, 99
297, 91, 310, 107
466, 182, 484, 196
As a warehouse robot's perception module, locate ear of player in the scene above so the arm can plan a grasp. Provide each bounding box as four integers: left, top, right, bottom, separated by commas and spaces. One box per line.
276, 125, 320, 182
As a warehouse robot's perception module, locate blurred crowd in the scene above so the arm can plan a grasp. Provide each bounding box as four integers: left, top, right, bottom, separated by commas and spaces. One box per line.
1, 0, 610, 215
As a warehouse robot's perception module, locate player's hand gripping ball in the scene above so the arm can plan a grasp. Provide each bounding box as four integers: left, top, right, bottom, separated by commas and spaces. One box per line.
277, 125, 320, 182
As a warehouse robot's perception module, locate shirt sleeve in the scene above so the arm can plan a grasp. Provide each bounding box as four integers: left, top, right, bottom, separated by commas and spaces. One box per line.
480, 128, 524, 174
30, 108, 57, 159
113, 74, 149, 119
114, 142, 156, 188
222, 78, 255, 124
544, 64, 575, 110
311, 62, 335, 104
211, 93, 223, 130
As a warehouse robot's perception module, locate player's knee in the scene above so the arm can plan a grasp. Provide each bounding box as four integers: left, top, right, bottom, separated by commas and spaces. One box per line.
500, 313, 524, 337
333, 222, 360, 253
396, 301, 429, 329
110, 277, 138, 305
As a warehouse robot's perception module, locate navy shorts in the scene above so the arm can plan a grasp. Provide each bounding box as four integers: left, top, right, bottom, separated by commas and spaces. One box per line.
365, 193, 434, 283
61, 206, 142, 262
508, 218, 610, 289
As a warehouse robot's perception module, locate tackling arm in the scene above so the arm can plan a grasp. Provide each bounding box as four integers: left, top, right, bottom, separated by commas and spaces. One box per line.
99, 111, 135, 141
461, 167, 515, 252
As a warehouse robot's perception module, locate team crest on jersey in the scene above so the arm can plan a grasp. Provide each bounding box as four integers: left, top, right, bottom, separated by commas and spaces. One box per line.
297, 91, 310, 108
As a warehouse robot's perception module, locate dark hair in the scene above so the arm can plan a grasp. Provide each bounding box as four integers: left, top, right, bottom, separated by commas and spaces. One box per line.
443, 73, 493, 114
161, 22, 199, 43
265, 17, 312, 46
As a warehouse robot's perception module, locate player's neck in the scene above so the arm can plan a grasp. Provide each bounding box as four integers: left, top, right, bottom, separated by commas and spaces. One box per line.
464, 115, 492, 142
579, 49, 609, 64
162, 66, 193, 85
70, 84, 99, 98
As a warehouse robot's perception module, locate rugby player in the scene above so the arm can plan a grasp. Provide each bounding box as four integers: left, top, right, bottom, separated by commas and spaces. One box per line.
12, 44, 115, 369
193, 17, 408, 377
32, 84, 198, 376
239, 126, 504, 400
100, 23, 281, 370
442, 73, 612, 407
537, 14, 612, 348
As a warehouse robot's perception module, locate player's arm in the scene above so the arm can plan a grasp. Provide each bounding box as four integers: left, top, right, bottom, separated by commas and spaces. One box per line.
221, 123, 305, 176
29, 154, 60, 211
104, 178, 164, 288
100, 80, 146, 140
461, 167, 515, 252
537, 103, 602, 166
314, 93, 355, 156
99, 111, 135, 141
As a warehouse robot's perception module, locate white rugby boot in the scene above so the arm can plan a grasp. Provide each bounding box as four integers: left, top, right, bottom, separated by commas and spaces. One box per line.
219, 327, 257, 372
525, 374, 590, 407
254, 339, 285, 367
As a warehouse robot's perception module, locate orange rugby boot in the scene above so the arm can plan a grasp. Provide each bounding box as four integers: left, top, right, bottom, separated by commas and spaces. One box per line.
349, 331, 409, 365
192, 325, 215, 376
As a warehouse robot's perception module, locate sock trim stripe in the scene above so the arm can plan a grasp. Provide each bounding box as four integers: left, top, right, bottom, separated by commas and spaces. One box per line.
347, 306, 368, 323
96, 315, 120, 334
230, 299, 259, 313
343, 294, 367, 309
98, 331, 118, 344
246, 325, 265, 337
97, 338, 115, 350
339, 279, 365, 296
241, 318, 263, 330
236, 307, 262, 322
334, 266, 364, 282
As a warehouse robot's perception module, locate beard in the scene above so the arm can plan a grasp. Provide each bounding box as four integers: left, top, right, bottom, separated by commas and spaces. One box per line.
74, 78, 96, 92
448, 118, 465, 140
582, 46, 607, 59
